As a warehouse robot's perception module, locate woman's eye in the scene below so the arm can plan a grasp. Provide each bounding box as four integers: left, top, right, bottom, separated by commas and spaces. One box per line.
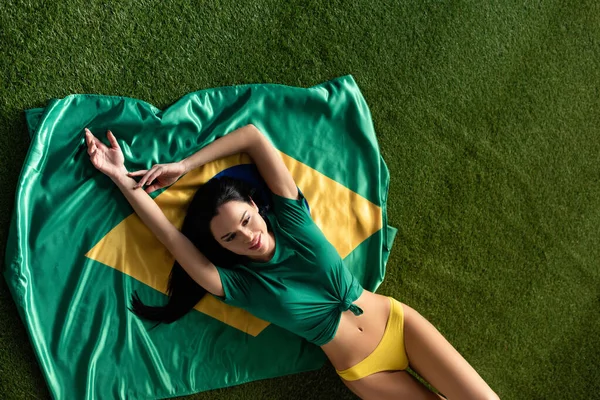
225, 218, 250, 242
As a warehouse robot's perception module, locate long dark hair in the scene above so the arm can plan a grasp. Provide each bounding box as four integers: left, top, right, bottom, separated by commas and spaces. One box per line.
128, 176, 270, 327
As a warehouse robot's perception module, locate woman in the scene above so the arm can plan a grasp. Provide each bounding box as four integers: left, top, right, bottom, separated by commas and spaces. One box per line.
84, 124, 499, 400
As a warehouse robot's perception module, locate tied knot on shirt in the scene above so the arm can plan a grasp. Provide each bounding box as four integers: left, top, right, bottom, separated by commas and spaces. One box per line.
339, 298, 364, 316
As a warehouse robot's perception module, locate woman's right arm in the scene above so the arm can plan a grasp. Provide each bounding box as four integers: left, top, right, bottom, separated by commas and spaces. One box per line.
112, 174, 224, 297
85, 128, 224, 297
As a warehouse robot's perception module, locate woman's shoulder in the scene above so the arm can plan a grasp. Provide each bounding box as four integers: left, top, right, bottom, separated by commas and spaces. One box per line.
267, 191, 338, 259
268, 188, 313, 228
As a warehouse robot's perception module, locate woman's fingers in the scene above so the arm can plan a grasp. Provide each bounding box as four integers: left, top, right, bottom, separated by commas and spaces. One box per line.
131, 167, 168, 192
86, 137, 102, 165
127, 170, 148, 177
135, 173, 150, 188
143, 170, 161, 187
85, 128, 108, 151
88, 146, 102, 169
136, 168, 159, 188
87, 138, 97, 156
144, 183, 162, 194
85, 129, 94, 151
84, 128, 93, 143
106, 130, 120, 150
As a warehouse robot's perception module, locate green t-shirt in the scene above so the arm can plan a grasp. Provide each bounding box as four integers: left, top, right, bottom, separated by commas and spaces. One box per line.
215, 190, 364, 346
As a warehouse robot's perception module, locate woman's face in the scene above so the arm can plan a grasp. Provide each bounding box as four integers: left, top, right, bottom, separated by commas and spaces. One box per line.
209, 199, 274, 261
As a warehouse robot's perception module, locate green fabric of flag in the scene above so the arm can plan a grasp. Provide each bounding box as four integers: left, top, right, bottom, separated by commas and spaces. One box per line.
4, 75, 397, 399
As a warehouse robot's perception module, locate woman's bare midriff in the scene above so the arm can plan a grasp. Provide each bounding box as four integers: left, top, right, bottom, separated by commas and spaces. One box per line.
320, 290, 392, 371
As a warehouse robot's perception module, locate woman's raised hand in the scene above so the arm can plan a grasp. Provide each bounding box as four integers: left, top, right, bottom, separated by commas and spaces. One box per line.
127, 162, 186, 193
85, 128, 127, 179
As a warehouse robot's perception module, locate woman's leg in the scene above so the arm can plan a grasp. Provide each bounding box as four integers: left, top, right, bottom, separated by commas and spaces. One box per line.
402, 303, 499, 400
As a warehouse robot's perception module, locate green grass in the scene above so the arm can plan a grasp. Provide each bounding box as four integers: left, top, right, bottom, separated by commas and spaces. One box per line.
1, 0, 599, 398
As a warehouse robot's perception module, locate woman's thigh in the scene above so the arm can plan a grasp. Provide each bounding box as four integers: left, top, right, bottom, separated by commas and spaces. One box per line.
401, 302, 499, 400
341, 370, 444, 400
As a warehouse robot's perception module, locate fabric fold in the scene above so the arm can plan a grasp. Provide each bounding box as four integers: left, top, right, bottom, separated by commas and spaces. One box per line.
4, 75, 397, 399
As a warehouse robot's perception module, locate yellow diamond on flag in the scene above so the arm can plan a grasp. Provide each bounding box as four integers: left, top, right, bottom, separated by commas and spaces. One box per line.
85, 151, 382, 336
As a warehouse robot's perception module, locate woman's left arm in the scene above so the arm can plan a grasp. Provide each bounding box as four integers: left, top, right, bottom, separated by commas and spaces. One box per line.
242, 125, 299, 200
134, 124, 299, 200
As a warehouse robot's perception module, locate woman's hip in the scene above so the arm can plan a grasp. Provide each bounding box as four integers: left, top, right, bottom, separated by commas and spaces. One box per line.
335, 296, 409, 381
321, 291, 408, 377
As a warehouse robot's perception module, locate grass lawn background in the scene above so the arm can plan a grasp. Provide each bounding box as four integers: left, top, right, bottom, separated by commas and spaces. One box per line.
1, 0, 599, 399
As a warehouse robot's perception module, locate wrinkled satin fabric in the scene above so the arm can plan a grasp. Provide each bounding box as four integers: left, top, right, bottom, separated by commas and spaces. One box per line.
5, 75, 397, 399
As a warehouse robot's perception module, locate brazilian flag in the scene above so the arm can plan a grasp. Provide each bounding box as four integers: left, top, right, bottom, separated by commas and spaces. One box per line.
4, 75, 397, 399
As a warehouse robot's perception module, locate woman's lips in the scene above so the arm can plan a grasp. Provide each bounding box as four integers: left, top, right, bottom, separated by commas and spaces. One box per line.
249, 233, 262, 250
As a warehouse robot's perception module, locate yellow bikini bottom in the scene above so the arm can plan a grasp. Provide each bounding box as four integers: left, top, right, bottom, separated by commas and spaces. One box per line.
335, 297, 409, 381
